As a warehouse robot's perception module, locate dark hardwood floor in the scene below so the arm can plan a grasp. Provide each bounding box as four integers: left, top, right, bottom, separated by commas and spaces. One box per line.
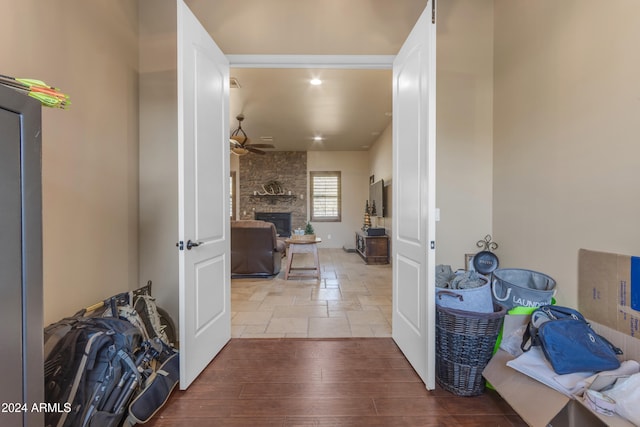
147, 338, 526, 426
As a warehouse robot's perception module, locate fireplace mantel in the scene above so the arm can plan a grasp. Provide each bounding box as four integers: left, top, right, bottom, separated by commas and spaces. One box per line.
249, 194, 297, 204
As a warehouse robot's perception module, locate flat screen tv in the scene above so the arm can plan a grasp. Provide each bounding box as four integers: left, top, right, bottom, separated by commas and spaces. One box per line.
369, 179, 384, 217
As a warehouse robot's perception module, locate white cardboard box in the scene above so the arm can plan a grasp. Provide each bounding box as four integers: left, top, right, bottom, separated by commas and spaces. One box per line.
483, 315, 635, 427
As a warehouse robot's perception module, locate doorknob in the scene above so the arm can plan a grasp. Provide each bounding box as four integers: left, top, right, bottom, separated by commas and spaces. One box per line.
186, 239, 201, 250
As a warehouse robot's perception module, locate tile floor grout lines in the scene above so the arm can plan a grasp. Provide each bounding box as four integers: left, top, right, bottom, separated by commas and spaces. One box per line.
232, 248, 393, 339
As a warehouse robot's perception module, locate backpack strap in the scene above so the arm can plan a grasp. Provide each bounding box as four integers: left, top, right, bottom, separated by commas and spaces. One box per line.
520, 306, 555, 352
118, 349, 141, 381
598, 334, 623, 356
56, 331, 105, 427
520, 322, 534, 352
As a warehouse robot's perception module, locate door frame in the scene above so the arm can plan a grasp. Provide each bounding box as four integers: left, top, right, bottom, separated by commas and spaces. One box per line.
227, 55, 394, 69
226, 53, 435, 389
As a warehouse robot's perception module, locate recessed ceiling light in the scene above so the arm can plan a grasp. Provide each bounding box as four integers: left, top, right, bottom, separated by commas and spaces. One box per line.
310, 78, 322, 86
313, 136, 323, 141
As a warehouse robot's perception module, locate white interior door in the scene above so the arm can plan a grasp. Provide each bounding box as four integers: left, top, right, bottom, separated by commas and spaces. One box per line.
177, 0, 230, 389
392, 1, 437, 389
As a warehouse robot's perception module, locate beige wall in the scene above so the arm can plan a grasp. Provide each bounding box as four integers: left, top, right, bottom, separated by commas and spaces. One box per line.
367, 123, 393, 261
369, 123, 393, 184
493, 1, 640, 306
365, 0, 495, 270
0, 0, 140, 325
368, 122, 393, 233
9, 0, 631, 327
435, 0, 494, 269
307, 151, 369, 249
138, 0, 179, 323
230, 154, 240, 219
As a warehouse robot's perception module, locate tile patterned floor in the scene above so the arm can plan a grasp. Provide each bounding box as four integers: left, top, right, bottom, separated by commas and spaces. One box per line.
232, 248, 392, 338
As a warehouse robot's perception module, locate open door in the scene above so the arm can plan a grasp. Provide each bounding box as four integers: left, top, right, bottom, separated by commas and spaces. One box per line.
177, 0, 231, 389
392, 0, 437, 389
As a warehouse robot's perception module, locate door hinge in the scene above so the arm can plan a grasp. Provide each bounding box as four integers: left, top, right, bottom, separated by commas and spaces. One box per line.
430, 241, 435, 250
176, 241, 184, 251
432, 0, 436, 24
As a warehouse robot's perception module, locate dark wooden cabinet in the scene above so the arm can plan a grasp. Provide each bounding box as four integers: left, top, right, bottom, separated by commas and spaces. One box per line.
355, 231, 389, 264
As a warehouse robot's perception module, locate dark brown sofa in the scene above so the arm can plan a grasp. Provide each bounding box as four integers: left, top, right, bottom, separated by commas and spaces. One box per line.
231, 220, 286, 277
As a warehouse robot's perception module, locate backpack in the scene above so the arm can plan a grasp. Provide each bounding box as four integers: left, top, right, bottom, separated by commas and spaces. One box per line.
520, 305, 587, 351
126, 339, 180, 425
133, 294, 171, 346
45, 317, 142, 427
44, 311, 86, 364
109, 281, 175, 348
520, 305, 623, 374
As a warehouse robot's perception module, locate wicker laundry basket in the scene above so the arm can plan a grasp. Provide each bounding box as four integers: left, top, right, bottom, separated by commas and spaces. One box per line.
436, 303, 506, 396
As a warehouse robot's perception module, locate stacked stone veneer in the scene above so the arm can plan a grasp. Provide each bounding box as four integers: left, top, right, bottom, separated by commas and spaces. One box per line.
239, 151, 307, 230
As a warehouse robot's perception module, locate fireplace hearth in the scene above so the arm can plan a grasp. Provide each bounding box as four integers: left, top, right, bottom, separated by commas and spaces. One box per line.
255, 212, 292, 237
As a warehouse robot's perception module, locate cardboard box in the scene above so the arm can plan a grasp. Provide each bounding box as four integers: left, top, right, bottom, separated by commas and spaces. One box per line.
483, 315, 635, 427
578, 249, 640, 338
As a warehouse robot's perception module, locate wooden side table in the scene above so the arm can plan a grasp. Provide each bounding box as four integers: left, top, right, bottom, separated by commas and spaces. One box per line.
284, 237, 322, 279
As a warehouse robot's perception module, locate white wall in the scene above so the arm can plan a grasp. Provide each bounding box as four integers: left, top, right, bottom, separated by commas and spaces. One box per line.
435, 0, 495, 270
493, 0, 640, 306
307, 151, 369, 249
0, 0, 140, 325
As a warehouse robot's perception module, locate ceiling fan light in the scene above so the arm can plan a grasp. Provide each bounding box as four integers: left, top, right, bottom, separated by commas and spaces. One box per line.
230, 135, 247, 144
230, 113, 251, 146
229, 113, 271, 155
231, 146, 249, 156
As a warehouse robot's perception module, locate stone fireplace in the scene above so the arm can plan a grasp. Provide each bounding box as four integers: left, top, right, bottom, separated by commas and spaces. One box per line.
255, 212, 292, 237
239, 152, 307, 230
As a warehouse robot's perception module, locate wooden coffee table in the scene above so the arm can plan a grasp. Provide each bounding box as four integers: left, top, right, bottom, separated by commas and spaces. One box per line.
284, 237, 322, 279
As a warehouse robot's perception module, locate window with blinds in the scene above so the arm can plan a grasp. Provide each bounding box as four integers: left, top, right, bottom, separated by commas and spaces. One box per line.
310, 171, 341, 222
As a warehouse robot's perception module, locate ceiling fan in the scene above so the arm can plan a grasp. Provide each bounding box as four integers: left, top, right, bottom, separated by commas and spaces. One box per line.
229, 114, 275, 155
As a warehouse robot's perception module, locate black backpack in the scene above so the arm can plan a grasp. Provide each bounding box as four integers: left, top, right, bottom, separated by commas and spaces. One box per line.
44, 317, 142, 427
